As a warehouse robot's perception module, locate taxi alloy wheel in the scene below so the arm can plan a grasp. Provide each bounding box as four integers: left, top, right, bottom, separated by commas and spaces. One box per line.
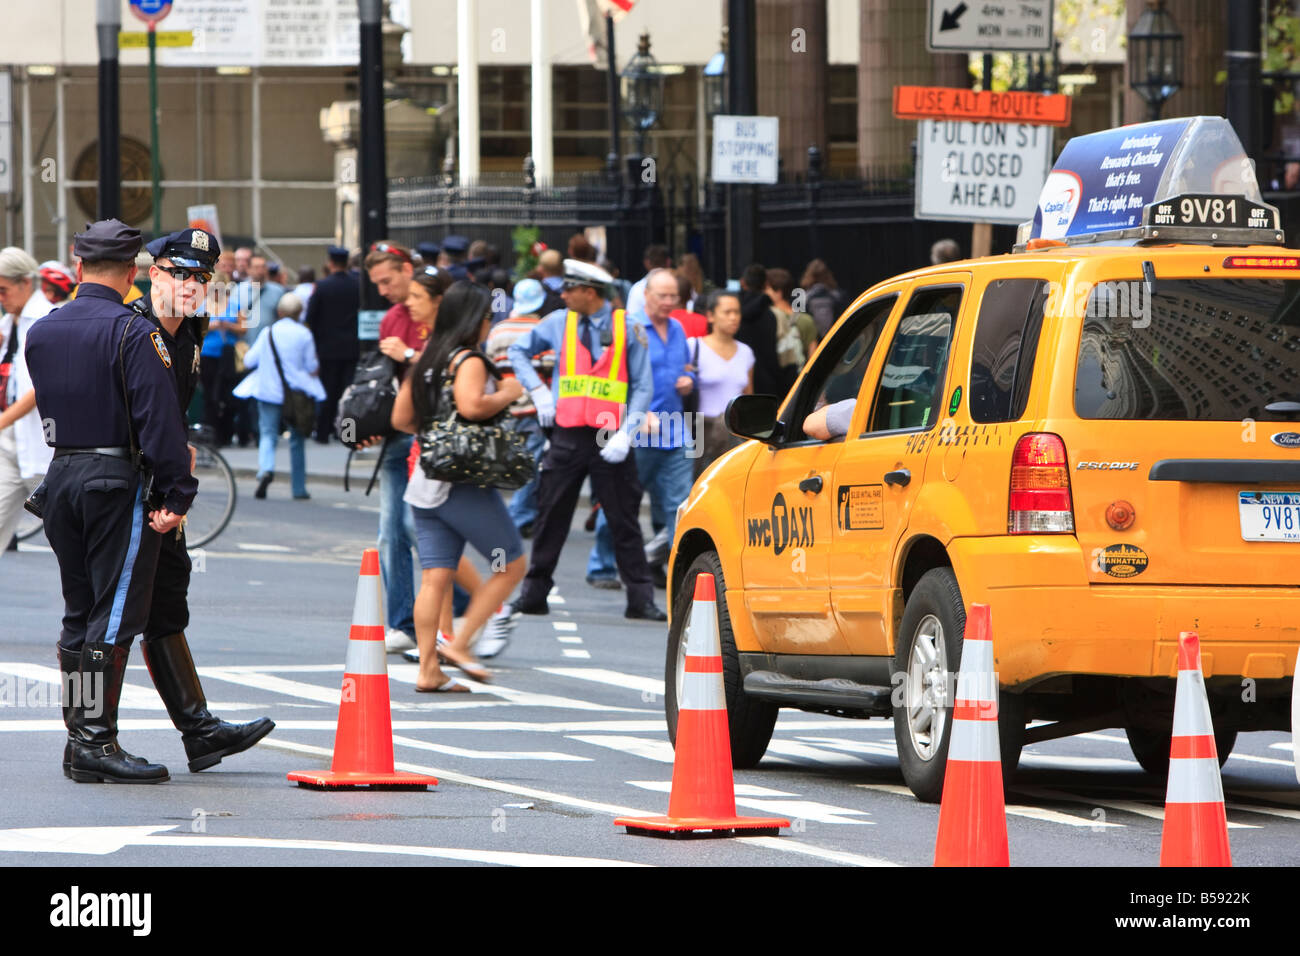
892, 567, 1024, 803
906, 614, 949, 763
664, 551, 777, 769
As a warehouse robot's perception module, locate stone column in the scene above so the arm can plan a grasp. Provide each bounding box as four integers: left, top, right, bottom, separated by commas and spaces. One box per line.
756, 0, 827, 175
457, 0, 480, 185
858, 0, 972, 174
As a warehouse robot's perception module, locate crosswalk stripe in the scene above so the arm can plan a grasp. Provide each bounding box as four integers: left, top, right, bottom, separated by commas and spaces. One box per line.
853, 783, 1125, 828
626, 780, 873, 825
562, 650, 592, 659
259, 736, 895, 867
386, 666, 650, 713
1015, 786, 1261, 829
199, 667, 503, 712
0, 662, 257, 712
389, 734, 589, 762
536, 667, 665, 697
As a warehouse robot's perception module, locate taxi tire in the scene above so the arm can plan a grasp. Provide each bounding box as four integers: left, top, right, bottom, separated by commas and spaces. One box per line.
893, 568, 1025, 803
665, 551, 778, 769
1124, 723, 1236, 777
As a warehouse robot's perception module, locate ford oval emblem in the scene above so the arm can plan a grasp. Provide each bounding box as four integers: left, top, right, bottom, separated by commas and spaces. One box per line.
1272, 432, 1300, 448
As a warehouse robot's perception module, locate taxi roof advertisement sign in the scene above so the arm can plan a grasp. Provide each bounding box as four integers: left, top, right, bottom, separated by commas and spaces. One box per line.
1027, 116, 1264, 242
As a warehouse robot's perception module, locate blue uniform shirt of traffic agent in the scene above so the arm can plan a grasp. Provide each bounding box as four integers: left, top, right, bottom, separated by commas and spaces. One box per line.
639, 312, 698, 449
507, 301, 653, 429
24, 282, 198, 515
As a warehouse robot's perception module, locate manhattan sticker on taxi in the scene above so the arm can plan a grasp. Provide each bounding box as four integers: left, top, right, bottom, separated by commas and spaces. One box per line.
150, 331, 172, 368
1097, 543, 1149, 578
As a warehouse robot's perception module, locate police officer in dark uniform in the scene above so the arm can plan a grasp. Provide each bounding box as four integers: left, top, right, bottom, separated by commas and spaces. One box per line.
133, 228, 275, 774
25, 220, 195, 783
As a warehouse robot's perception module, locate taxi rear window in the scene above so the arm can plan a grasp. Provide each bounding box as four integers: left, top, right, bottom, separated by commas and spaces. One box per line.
970, 278, 1048, 423
1075, 278, 1300, 421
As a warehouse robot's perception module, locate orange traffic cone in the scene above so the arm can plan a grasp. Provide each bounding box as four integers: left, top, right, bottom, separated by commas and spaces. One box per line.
934, 602, 1009, 866
288, 549, 439, 791
1160, 631, 1231, 866
615, 573, 788, 837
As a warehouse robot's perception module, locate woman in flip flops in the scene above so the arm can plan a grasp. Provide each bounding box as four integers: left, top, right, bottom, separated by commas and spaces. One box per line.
391, 279, 528, 692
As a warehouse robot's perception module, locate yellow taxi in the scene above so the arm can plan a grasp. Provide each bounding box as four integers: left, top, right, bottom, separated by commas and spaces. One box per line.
666, 117, 1300, 801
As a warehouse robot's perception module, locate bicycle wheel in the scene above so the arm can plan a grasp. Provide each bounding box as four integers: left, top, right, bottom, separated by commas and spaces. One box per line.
185, 441, 237, 549
15, 507, 44, 542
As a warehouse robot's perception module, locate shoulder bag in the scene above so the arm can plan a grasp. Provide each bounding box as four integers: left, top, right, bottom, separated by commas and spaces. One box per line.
417, 349, 536, 490
267, 321, 317, 436
680, 336, 701, 416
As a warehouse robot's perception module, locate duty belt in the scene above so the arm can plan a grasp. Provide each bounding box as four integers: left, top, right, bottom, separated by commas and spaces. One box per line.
53, 446, 132, 460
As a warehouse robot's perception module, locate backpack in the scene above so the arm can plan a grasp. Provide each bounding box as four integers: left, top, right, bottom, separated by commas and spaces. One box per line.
335, 351, 399, 449
773, 307, 805, 369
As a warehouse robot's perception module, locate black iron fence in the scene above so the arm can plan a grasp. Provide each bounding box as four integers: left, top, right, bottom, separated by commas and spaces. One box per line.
387, 158, 1020, 302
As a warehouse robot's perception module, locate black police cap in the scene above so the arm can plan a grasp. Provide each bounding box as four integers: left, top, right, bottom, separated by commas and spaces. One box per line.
327, 245, 350, 262
441, 235, 469, 256
415, 241, 441, 260
74, 219, 143, 262
145, 228, 221, 271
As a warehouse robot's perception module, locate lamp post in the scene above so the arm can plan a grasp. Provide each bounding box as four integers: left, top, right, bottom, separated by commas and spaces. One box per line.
703, 33, 727, 123
1128, 0, 1183, 122
621, 33, 665, 164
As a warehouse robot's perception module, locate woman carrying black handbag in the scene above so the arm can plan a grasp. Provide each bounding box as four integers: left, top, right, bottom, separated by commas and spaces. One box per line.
391, 281, 529, 692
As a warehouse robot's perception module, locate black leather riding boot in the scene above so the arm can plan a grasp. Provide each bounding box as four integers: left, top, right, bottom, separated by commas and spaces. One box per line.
61, 646, 148, 778
141, 632, 275, 772
68, 642, 169, 784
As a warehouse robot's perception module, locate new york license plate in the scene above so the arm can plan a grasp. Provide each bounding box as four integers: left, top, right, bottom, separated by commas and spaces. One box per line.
1239, 491, 1300, 541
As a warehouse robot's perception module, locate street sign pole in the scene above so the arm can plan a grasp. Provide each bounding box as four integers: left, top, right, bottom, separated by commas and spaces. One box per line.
149, 22, 161, 236
96, 0, 121, 221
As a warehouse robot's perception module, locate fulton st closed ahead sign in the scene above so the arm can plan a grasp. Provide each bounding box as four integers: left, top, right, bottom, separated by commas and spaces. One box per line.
915, 119, 1053, 225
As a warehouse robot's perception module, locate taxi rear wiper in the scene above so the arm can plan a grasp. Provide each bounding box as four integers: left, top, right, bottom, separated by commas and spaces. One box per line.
1265, 399, 1300, 420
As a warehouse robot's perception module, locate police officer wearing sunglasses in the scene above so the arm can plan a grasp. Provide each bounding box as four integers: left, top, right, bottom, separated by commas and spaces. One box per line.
136, 228, 275, 776
25, 220, 198, 783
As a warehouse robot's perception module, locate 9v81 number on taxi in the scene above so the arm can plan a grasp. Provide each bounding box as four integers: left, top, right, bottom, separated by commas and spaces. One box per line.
1239, 491, 1300, 541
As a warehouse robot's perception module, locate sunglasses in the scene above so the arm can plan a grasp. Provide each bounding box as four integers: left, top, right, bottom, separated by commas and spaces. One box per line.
562, 280, 598, 291
370, 241, 412, 262
159, 266, 212, 285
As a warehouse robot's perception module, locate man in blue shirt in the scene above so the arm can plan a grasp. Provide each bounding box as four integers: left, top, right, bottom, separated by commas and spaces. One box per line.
587, 268, 696, 588
507, 259, 665, 620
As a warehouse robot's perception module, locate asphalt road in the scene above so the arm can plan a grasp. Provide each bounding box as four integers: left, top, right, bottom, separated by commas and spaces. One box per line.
2, 472, 1298, 869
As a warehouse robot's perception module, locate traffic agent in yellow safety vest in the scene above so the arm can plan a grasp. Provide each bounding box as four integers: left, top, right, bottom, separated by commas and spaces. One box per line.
555, 309, 628, 429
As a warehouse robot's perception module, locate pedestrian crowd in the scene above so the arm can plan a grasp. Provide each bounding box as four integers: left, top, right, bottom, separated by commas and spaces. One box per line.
0, 224, 878, 698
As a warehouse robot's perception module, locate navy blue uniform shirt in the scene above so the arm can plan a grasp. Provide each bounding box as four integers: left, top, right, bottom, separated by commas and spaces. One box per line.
25, 282, 198, 515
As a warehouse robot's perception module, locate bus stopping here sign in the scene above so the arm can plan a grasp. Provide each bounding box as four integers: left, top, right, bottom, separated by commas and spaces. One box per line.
914, 119, 1054, 226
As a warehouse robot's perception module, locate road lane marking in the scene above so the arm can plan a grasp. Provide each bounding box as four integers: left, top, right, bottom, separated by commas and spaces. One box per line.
764, 740, 874, 766
794, 736, 899, 759
854, 784, 1125, 829
387, 666, 650, 713
561, 650, 591, 659
552, 622, 578, 632
0, 663, 256, 713
626, 780, 873, 825
1014, 787, 1261, 829
537, 667, 665, 697
569, 735, 674, 763
1225, 802, 1300, 821
0, 825, 645, 867
556, 637, 583, 644
389, 734, 589, 762
199, 667, 503, 712
258, 736, 896, 867
236, 543, 293, 553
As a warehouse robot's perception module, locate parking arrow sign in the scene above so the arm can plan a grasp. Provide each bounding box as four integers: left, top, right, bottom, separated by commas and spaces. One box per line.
939, 3, 967, 32
927, 0, 1053, 53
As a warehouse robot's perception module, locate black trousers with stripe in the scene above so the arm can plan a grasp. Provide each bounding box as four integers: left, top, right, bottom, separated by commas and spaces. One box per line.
43, 453, 162, 653
518, 425, 653, 608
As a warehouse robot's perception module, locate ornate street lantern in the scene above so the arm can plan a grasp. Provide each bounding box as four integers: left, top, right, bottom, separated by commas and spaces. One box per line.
1128, 0, 1183, 122
703, 35, 726, 121
621, 33, 665, 158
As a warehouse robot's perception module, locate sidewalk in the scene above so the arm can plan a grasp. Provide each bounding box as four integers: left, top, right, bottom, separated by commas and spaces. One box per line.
220, 440, 371, 487
218, 441, 653, 517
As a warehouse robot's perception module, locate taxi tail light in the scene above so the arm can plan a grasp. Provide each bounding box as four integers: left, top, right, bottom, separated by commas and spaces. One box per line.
1008, 433, 1075, 534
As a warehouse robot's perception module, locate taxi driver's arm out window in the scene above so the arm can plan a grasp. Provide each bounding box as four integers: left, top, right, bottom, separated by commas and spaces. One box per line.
792, 294, 895, 443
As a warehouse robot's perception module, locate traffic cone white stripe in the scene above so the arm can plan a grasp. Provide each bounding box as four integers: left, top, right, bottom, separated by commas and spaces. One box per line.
343, 638, 389, 676
1172, 670, 1214, 736
682, 672, 726, 711
956, 642, 996, 702
947, 717, 1002, 762
1167, 758, 1227, 804
686, 601, 718, 655
351, 568, 383, 630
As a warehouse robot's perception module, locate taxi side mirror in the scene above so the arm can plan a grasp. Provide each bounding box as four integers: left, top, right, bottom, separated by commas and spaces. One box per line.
726, 394, 783, 445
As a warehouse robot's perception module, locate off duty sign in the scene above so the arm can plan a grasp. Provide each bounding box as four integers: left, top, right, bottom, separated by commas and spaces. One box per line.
915, 120, 1053, 226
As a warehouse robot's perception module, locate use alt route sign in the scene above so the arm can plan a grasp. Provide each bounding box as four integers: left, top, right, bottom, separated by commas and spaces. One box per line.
927, 0, 1054, 53
894, 86, 1071, 127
